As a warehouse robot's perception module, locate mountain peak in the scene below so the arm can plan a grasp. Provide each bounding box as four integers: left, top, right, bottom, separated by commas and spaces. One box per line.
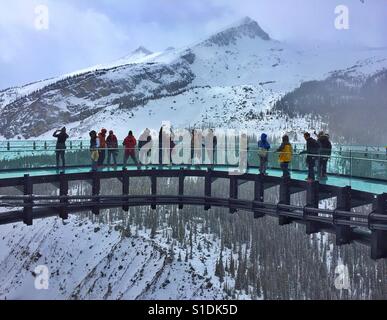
235, 16, 255, 26
132, 46, 153, 55
201, 16, 271, 47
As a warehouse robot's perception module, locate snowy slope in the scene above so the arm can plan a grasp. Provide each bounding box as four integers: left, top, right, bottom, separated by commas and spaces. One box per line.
0, 215, 226, 300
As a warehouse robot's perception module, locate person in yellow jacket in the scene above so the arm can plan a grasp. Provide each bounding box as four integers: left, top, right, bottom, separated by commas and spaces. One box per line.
277, 135, 293, 178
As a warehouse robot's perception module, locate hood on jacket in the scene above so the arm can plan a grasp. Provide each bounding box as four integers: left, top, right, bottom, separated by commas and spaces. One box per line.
261, 133, 268, 142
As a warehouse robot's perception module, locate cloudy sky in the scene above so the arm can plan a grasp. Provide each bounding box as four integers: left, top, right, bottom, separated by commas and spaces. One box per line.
1, 0, 386, 89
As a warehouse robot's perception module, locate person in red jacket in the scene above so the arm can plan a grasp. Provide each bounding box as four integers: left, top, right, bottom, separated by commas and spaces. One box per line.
97, 128, 107, 166
123, 131, 139, 168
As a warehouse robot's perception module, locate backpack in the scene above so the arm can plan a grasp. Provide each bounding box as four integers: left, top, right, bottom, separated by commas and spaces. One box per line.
91, 150, 99, 162
258, 147, 268, 158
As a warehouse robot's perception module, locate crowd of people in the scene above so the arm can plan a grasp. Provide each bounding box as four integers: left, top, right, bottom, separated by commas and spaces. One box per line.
88, 129, 140, 171
53, 127, 332, 182
258, 131, 333, 182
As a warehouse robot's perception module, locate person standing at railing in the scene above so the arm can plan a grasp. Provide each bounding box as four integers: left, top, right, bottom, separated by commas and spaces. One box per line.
53, 127, 69, 169
258, 133, 271, 175
300, 132, 319, 182
317, 132, 332, 180
123, 131, 139, 168
106, 130, 118, 167
97, 129, 107, 167
89, 130, 100, 172
277, 135, 292, 179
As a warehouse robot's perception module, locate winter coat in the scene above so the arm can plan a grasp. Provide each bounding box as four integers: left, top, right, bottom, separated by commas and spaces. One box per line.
277, 143, 292, 163
258, 133, 271, 150
123, 136, 137, 155
258, 133, 271, 158
106, 134, 118, 149
98, 133, 107, 148
90, 137, 100, 150
301, 137, 319, 163
318, 135, 332, 157
53, 131, 69, 149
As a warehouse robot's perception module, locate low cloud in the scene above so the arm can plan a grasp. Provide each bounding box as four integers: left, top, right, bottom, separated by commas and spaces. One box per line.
1, 0, 386, 89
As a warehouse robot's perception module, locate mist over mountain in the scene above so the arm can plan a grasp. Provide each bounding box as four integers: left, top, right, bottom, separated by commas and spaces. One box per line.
0, 17, 386, 144
274, 63, 387, 145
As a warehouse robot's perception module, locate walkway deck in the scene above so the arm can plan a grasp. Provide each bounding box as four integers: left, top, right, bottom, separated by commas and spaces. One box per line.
0, 165, 385, 195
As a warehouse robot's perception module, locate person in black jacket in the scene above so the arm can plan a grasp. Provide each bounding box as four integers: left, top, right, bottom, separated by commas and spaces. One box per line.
317, 132, 332, 180
53, 127, 69, 168
300, 132, 319, 182
106, 130, 118, 167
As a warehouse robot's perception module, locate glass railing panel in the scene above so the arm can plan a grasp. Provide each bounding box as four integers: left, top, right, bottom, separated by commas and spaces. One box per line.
0, 141, 385, 193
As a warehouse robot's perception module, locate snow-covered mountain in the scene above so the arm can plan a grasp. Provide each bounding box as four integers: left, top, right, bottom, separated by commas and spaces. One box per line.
1, 16, 386, 142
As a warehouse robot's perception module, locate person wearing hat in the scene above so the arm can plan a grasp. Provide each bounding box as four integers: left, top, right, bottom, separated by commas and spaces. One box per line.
53, 127, 69, 169
97, 128, 107, 166
106, 130, 118, 167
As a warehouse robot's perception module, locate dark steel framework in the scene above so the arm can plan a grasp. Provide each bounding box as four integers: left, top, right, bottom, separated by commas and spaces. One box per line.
0, 167, 386, 260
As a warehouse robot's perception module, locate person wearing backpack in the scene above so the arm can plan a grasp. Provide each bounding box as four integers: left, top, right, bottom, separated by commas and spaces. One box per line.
300, 132, 319, 182
258, 133, 271, 175
277, 135, 293, 179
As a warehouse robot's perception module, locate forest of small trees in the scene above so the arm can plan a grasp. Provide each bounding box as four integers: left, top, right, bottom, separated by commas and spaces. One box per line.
21, 175, 387, 300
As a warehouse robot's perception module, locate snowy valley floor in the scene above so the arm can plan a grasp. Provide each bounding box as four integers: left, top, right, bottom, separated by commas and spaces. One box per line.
0, 215, 229, 300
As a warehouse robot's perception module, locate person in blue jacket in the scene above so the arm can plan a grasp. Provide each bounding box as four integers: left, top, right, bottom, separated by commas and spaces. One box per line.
258, 133, 271, 175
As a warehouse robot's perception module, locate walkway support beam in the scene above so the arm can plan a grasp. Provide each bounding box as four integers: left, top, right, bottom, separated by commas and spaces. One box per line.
178, 169, 184, 210
151, 169, 157, 210
254, 174, 265, 219
278, 178, 291, 226
371, 193, 387, 260
335, 186, 352, 245
305, 181, 321, 235
59, 172, 69, 220
229, 176, 238, 214
122, 169, 129, 212
23, 174, 33, 226
92, 172, 100, 215
204, 170, 212, 211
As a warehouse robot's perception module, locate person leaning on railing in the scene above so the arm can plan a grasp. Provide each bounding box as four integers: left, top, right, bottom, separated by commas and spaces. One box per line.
53, 127, 69, 168
277, 135, 293, 179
